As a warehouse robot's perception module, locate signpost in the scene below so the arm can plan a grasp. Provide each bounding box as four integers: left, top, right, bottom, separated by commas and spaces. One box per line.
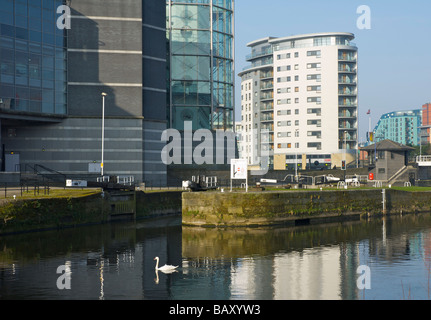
230, 159, 248, 192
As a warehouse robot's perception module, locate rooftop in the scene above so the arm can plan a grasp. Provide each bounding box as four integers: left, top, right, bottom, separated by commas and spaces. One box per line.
360, 139, 415, 152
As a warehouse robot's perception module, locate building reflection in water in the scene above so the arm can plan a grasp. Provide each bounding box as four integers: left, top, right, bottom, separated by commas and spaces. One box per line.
1, 214, 431, 300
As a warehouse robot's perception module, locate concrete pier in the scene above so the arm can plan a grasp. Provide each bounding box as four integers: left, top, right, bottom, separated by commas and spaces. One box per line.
182, 189, 431, 227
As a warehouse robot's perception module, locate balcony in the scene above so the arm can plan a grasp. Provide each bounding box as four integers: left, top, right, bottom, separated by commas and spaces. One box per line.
260, 71, 273, 79
246, 48, 274, 61
339, 89, 357, 96
261, 115, 274, 122
339, 111, 357, 119
260, 92, 273, 101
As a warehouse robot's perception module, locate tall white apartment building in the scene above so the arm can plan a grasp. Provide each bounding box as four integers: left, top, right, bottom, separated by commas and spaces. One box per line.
239, 33, 358, 170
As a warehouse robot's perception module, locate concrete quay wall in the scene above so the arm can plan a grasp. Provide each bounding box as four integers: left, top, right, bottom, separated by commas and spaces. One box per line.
182, 189, 431, 227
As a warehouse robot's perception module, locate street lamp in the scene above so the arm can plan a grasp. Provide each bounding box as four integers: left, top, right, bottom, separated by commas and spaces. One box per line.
295, 129, 299, 183
101, 92, 107, 176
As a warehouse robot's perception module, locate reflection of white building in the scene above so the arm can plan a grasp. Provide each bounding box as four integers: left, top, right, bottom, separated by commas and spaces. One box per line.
273, 247, 341, 300
230, 246, 342, 300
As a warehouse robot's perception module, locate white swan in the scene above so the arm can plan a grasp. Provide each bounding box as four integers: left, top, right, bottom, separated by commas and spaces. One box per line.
154, 257, 178, 273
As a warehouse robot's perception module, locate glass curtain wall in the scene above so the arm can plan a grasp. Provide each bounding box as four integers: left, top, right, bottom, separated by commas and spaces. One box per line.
167, 0, 234, 131
0, 0, 67, 116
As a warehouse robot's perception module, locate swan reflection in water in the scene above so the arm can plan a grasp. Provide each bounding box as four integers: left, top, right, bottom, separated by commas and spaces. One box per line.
154, 257, 178, 284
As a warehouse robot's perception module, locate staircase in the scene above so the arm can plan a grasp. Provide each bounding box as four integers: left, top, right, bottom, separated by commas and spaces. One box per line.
19, 164, 67, 186
387, 165, 413, 186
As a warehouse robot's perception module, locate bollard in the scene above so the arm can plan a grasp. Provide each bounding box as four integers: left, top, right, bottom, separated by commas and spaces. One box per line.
382, 189, 386, 214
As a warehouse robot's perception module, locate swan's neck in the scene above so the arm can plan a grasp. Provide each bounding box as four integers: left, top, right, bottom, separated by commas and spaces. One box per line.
155, 258, 159, 270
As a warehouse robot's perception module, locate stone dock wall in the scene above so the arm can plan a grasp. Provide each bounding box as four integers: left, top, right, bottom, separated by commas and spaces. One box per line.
182, 189, 431, 227
0, 191, 182, 235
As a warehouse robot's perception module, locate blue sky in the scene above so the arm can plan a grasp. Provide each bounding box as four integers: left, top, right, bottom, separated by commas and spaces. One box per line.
234, 0, 431, 141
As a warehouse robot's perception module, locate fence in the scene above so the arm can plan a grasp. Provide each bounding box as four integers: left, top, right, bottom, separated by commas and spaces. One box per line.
1, 182, 51, 199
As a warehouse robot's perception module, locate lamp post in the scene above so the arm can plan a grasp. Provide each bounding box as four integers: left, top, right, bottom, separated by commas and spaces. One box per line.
101, 92, 107, 176
295, 129, 299, 184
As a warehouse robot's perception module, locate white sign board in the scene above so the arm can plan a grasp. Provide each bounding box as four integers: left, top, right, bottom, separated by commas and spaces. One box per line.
231, 159, 248, 180
66, 180, 88, 187
88, 162, 101, 173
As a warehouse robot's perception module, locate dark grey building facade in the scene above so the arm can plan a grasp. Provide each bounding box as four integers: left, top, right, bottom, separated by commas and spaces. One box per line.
0, 0, 167, 186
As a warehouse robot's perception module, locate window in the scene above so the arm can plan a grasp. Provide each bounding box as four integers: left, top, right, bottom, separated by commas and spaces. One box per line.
294, 75, 299, 81
307, 108, 322, 116
278, 121, 291, 127
277, 76, 291, 83
277, 87, 291, 94
308, 119, 322, 127
307, 63, 321, 69
277, 143, 292, 149
278, 132, 291, 138
295, 109, 299, 115
277, 99, 291, 105
307, 97, 321, 104
294, 52, 299, 58
307, 50, 321, 57
277, 65, 291, 72
308, 131, 322, 139
308, 142, 322, 150
307, 74, 321, 82
307, 85, 321, 92
277, 110, 291, 116
295, 87, 299, 92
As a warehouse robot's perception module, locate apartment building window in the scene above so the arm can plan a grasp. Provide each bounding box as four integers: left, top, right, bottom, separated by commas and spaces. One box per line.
295, 120, 299, 126
295, 143, 300, 148
277, 99, 291, 105
294, 52, 299, 58
307, 86, 321, 92
277, 76, 291, 83
295, 98, 299, 104
307, 97, 321, 104
308, 119, 322, 127
277, 87, 291, 94
307, 74, 321, 82
314, 37, 331, 46
294, 64, 299, 70
295, 109, 299, 115
295, 129, 299, 137
308, 142, 322, 150
307, 108, 321, 116
277, 65, 291, 71
307, 50, 321, 57
278, 121, 291, 127
278, 132, 291, 138
295, 87, 299, 92
278, 143, 292, 149
308, 131, 322, 139
307, 63, 321, 69
277, 53, 291, 60
295, 75, 299, 81
278, 110, 291, 116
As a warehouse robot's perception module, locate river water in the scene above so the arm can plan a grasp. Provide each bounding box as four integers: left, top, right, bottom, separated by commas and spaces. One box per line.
1, 213, 431, 300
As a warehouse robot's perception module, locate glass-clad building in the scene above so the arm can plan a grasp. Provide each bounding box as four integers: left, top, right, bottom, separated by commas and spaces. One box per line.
166, 0, 234, 131
0, 0, 67, 116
